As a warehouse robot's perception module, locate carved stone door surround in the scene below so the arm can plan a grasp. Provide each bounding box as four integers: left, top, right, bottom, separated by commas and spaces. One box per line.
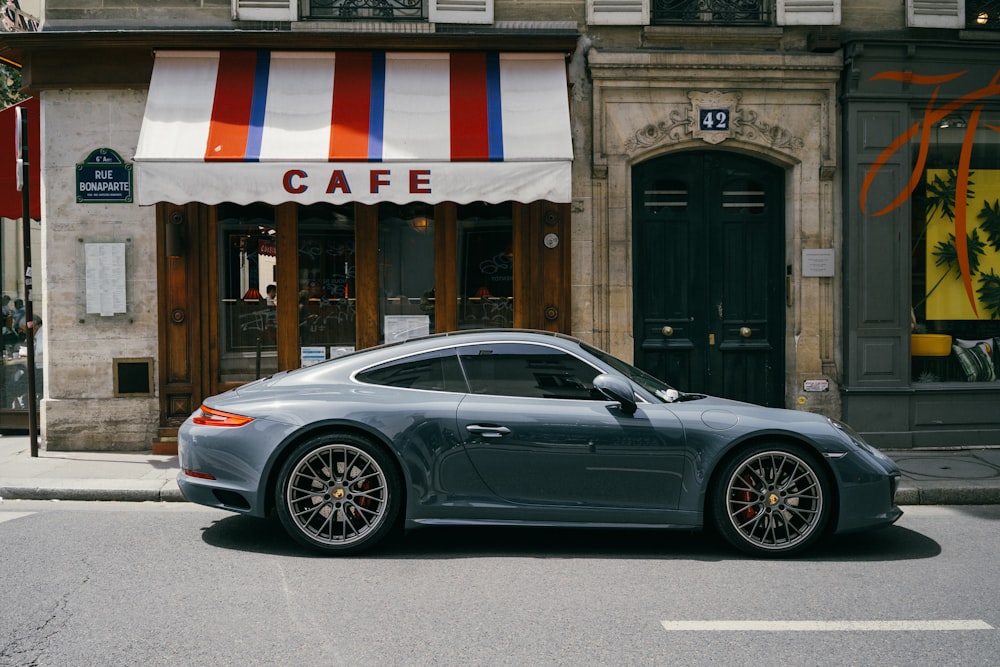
584, 49, 844, 414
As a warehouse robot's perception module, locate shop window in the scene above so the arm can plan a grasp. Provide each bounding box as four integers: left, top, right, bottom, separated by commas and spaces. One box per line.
458, 202, 514, 330
378, 203, 436, 344
299, 204, 358, 361
967, 0, 1000, 30
217, 204, 279, 383
910, 109, 1000, 384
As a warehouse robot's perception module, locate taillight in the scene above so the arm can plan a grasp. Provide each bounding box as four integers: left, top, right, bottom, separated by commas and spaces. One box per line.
192, 405, 254, 427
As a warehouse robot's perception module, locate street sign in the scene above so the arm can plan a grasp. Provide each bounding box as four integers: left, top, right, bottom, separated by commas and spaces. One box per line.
76, 148, 133, 203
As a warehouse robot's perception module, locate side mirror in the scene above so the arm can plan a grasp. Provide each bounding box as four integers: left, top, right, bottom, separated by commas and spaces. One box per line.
593, 374, 637, 415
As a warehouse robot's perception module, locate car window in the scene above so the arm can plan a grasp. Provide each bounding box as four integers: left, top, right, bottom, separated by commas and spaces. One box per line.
356, 349, 467, 392
457, 343, 603, 400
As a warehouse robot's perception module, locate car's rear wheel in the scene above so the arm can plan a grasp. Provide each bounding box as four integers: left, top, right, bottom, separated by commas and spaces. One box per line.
275, 433, 400, 554
712, 443, 831, 557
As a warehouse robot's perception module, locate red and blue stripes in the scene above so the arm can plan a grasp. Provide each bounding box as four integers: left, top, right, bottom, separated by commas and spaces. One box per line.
206, 50, 271, 162
450, 51, 504, 161
203, 50, 508, 163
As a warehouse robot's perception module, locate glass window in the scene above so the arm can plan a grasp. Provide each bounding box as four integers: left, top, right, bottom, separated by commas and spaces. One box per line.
356, 349, 466, 392
298, 204, 357, 360
217, 204, 278, 383
379, 203, 435, 344
458, 202, 514, 330
652, 0, 768, 25
457, 342, 603, 400
910, 109, 1000, 384
1, 217, 41, 413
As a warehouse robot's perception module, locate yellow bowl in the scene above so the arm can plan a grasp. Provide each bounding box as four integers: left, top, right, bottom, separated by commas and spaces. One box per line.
911, 333, 952, 357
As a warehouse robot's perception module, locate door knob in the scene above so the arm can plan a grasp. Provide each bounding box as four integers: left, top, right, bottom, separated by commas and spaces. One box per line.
661, 326, 674, 336
739, 326, 752, 338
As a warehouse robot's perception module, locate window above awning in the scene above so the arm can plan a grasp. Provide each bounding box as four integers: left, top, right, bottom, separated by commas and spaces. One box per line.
134, 50, 573, 206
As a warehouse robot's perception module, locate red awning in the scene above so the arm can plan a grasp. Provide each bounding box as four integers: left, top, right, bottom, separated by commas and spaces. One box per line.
0, 96, 40, 220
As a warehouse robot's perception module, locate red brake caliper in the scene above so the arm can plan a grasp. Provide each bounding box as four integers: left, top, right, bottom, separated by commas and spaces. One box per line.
737, 473, 756, 522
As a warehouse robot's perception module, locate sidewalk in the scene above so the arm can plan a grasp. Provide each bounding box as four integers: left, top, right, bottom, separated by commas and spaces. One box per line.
1, 432, 999, 505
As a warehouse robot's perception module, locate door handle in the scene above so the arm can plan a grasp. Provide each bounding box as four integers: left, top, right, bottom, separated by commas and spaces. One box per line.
466, 424, 511, 438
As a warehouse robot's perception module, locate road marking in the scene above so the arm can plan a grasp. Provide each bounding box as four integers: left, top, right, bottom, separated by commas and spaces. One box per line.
0, 512, 35, 524
661, 620, 994, 632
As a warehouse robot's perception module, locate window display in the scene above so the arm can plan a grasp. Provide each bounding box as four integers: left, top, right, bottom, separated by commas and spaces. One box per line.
910, 109, 1000, 383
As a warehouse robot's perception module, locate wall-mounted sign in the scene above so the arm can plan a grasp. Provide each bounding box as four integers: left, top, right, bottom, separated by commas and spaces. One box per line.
699, 109, 730, 132
689, 91, 740, 146
803, 379, 830, 392
85, 242, 127, 316
77, 148, 133, 204
802, 248, 836, 277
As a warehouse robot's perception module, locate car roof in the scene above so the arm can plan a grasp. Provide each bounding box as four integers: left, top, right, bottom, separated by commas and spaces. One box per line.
276, 329, 588, 383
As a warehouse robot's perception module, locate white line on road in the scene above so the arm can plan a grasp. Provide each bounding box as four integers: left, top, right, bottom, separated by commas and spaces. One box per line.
0, 511, 35, 524
661, 620, 994, 632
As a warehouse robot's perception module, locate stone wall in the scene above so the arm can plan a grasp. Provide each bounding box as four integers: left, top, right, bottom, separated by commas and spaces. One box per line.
40, 88, 160, 451
43, 0, 231, 26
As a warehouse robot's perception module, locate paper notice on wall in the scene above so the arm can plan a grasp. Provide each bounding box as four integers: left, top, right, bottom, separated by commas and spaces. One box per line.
85, 243, 127, 316
384, 315, 430, 343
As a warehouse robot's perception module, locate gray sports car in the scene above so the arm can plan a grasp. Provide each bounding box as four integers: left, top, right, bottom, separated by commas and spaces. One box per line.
178, 329, 901, 557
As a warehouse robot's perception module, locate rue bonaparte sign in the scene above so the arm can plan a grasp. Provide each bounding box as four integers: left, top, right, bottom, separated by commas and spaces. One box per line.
77, 148, 133, 203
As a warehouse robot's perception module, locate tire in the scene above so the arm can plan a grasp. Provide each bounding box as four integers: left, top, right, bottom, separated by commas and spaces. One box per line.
275, 433, 401, 555
711, 443, 831, 557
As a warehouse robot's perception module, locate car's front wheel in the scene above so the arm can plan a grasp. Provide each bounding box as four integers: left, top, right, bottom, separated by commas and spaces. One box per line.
275, 433, 401, 554
712, 444, 831, 557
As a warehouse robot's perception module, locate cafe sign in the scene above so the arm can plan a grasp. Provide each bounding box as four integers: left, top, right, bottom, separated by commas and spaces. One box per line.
77, 148, 133, 204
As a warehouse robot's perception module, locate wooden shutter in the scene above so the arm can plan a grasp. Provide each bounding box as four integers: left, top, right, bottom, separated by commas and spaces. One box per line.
777, 0, 841, 25
430, 0, 494, 24
587, 0, 649, 25
907, 0, 964, 28
232, 0, 297, 21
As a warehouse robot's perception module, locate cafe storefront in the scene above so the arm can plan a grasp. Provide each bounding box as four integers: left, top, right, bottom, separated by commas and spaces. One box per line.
136, 49, 575, 443
1, 30, 577, 450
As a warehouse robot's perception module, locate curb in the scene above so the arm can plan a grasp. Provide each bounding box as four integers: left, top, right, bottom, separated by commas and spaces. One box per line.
895, 484, 1000, 506
0, 479, 187, 503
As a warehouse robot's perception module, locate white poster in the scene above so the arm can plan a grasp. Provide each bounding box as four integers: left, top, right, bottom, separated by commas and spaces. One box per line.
383, 315, 430, 344
85, 243, 127, 316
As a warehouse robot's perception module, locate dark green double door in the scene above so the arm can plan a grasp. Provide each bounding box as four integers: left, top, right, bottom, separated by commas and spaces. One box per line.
633, 151, 785, 407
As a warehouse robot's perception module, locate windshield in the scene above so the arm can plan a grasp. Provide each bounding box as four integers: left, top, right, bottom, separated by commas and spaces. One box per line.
581, 342, 677, 403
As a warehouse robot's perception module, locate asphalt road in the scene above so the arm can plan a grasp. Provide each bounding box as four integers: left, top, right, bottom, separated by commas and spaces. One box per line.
1, 501, 998, 666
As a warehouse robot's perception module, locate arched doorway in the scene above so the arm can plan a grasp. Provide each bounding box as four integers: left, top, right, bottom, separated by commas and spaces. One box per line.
632, 151, 786, 407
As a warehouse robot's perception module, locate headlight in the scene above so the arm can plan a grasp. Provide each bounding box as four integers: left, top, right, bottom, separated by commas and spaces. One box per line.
828, 418, 892, 463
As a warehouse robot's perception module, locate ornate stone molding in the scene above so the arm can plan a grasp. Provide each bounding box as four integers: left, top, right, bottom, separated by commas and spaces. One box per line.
624, 90, 805, 155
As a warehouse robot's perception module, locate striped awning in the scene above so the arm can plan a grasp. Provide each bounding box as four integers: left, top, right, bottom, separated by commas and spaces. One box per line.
134, 50, 573, 206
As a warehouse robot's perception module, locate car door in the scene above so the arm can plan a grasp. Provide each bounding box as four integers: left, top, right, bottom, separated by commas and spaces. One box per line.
454, 342, 687, 511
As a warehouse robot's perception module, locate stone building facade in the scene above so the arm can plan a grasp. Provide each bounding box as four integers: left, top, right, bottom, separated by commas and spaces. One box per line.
1, 0, 997, 450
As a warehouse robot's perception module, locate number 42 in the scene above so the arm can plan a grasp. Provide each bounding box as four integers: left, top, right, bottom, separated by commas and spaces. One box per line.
700, 109, 729, 131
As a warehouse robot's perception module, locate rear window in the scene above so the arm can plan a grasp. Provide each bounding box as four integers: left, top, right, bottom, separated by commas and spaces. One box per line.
356, 349, 467, 392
